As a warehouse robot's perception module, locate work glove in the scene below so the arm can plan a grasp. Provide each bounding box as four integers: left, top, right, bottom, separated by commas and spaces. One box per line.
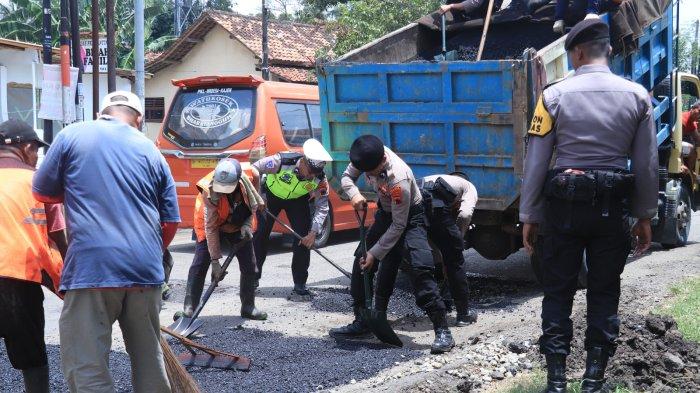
553, 20, 565, 34
584, 13, 600, 20
241, 224, 254, 241
211, 259, 226, 282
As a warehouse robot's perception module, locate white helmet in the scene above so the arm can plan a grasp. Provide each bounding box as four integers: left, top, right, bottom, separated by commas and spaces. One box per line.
302, 139, 333, 172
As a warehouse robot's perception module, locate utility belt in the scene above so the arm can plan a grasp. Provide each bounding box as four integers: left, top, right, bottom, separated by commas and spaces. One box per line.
377, 201, 426, 225
418, 177, 458, 211
544, 169, 635, 220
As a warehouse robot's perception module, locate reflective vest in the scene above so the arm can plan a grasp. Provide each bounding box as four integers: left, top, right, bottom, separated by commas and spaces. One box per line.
193, 171, 257, 242
265, 152, 321, 200
0, 167, 63, 293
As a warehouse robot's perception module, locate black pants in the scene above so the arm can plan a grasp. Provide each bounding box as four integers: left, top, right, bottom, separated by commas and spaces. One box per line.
539, 197, 630, 356
254, 186, 312, 286
426, 206, 471, 313
189, 232, 257, 280
0, 277, 47, 370
350, 204, 446, 314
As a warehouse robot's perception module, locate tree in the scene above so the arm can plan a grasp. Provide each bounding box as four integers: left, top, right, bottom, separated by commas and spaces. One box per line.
332, 0, 441, 55
294, 0, 348, 22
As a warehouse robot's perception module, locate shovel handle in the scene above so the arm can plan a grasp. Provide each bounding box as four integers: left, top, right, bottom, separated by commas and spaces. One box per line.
264, 210, 351, 278
353, 205, 373, 309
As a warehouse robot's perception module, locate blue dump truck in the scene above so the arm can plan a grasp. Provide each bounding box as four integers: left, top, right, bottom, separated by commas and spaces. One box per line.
317, 0, 700, 277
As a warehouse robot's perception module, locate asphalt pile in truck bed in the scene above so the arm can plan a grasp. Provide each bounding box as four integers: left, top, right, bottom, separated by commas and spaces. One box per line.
536, 313, 700, 391
447, 20, 560, 61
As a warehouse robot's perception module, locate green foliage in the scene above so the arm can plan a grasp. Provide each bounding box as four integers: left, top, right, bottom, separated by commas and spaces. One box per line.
332, 0, 441, 55
677, 29, 700, 73
294, 0, 348, 22
659, 277, 700, 342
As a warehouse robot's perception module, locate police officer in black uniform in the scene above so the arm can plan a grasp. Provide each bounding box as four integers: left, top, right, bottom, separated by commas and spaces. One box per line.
520, 20, 658, 392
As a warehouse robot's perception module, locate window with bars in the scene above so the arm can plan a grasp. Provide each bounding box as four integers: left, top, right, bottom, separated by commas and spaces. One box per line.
145, 97, 165, 122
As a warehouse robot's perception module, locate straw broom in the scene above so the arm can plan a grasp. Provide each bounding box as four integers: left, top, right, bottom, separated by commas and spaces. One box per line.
160, 334, 202, 393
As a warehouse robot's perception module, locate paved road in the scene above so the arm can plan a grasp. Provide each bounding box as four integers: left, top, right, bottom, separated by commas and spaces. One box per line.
1, 214, 698, 392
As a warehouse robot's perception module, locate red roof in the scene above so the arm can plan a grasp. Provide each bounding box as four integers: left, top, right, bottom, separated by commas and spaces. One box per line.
145, 10, 334, 84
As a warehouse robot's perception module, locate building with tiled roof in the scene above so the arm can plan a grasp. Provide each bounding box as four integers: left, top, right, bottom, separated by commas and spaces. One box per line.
143, 10, 335, 139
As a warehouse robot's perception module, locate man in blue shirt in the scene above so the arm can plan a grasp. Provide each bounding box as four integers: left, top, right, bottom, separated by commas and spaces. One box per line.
33, 91, 180, 392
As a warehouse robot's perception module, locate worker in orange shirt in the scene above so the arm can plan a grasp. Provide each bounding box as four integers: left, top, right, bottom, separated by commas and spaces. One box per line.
0, 119, 67, 393
175, 158, 267, 321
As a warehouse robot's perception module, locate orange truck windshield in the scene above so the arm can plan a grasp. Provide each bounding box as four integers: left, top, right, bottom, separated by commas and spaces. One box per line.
164, 87, 256, 149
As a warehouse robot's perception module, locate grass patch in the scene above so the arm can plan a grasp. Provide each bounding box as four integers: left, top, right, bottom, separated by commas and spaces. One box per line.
495, 370, 635, 393
657, 276, 700, 342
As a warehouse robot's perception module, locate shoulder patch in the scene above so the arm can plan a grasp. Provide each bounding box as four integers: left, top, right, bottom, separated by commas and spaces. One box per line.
390, 185, 403, 205
528, 96, 554, 137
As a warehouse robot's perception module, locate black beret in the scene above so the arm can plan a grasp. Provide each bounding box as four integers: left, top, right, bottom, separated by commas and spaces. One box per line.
565, 19, 610, 51
349, 135, 384, 172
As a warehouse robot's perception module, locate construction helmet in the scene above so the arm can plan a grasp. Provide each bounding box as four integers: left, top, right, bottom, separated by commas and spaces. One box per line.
212, 158, 242, 194
303, 138, 333, 173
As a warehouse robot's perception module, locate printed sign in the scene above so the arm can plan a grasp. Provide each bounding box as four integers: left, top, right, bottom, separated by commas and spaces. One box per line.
38, 64, 79, 122
80, 37, 107, 73
182, 94, 239, 130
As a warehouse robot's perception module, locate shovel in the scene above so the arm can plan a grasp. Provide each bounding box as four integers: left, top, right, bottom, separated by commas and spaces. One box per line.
354, 206, 403, 347
168, 238, 249, 337
434, 13, 457, 61
264, 210, 351, 278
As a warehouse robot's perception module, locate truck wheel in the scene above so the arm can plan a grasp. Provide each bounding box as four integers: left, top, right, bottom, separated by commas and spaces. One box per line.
314, 210, 333, 248
662, 185, 692, 248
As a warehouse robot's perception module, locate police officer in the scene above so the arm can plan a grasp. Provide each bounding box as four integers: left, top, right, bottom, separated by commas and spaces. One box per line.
252, 139, 332, 297
520, 20, 658, 392
420, 174, 478, 326
176, 158, 267, 321
329, 135, 455, 354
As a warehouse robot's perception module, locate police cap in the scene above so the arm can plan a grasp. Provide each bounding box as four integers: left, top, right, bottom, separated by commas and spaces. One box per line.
564, 19, 610, 51
349, 135, 384, 172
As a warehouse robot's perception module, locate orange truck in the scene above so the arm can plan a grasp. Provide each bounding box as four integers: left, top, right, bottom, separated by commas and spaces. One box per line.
155, 75, 372, 247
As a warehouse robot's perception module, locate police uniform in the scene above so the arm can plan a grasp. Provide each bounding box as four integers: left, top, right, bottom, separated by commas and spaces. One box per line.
419, 174, 478, 324
520, 19, 658, 392
336, 142, 454, 353
252, 152, 330, 289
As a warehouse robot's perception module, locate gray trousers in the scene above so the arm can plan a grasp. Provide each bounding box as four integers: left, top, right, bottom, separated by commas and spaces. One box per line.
59, 288, 171, 393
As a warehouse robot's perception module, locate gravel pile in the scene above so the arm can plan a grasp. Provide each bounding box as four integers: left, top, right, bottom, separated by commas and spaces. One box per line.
566, 313, 700, 391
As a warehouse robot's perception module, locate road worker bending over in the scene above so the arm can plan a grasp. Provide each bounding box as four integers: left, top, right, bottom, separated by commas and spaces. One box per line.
419, 174, 478, 327
176, 158, 267, 321
252, 138, 333, 298
330, 135, 456, 354
0, 119, 66, 393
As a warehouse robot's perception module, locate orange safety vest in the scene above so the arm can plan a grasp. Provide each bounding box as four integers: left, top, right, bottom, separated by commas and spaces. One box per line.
193, 171, 257, 242
0, 167, 63, 294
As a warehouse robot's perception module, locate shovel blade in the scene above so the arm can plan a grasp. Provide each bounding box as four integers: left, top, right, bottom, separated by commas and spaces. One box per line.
179, 319, 205, 338
360, 308, 403, 347
168, 316, 204, 338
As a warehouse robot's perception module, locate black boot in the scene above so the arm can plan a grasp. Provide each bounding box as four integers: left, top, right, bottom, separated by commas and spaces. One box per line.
544, 354, 567, 393
240, 274, 267, 320
329, 307, 370, 338
173, 272, 205, 320
429, 311, 455, 354
580, 347, 609, 393
455, 309, 478, 326
293, 283, 312, 296
22, 365, 49, 393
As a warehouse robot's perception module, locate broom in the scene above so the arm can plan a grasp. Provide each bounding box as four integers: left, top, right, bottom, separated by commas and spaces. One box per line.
160, 334, 202, 393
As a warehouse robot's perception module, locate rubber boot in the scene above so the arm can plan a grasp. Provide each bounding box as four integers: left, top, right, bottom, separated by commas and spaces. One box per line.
293, 283, 312, 296
22, 365, 49, 393
429, 311, 455, 354
173, 272, 205, 321
240, 274, 267, 320
329, 307, 370, 338
580, 347, 609, 393
544, 354, 567, 393
455, 309, 478, 326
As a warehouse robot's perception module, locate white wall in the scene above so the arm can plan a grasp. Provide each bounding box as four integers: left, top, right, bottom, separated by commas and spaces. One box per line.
79, 74, 133, 121
144, 25, 261, 141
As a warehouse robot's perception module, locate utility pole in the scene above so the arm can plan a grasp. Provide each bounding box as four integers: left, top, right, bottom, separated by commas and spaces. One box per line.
91, 0, 100, 119
106, 0, 116, 92
59, 0, 71, 124
175, 0, 182, 37
42, 0, 53, 144
135, 0, 145, 116
69, 0, 83, 122
692, 20, 699, 75
261, 0, 270, 80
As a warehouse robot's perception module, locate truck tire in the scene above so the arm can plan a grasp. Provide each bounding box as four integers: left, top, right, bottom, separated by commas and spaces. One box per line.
662, 184, 692, 249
